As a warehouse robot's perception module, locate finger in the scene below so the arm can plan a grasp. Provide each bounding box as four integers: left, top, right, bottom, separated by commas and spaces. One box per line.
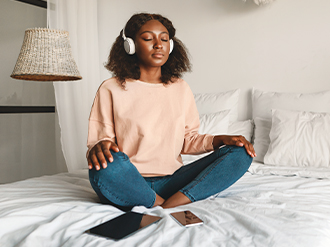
96, 148, 108, 169
96, 143, 110, 167
246, 140, 256, 157
89, 149, 99, 169
235, 136, 251, 155
234, 136, 244, 147
87, 157, 93, 170
243, 141, 255, 158
91, 153, 101, 170
110, 143, 119, 152
102, 148, 113, 163
236, 141, 244, 147
249, 142, 257, 157
101, 141, 115, 162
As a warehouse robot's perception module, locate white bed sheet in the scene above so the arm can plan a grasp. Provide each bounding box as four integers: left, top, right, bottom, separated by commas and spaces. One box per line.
249, 161, 330, 179
1, 164, 330, 247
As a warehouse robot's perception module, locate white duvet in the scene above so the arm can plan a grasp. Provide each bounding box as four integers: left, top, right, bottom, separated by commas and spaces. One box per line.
1, 163, 330, 247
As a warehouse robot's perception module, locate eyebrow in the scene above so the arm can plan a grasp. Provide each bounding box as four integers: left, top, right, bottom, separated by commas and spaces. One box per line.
139, 31, 169, 35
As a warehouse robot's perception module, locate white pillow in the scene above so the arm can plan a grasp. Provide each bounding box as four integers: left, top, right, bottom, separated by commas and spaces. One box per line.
264, 109, 330, 167
194, 89, 240, 123
228, 120, 254, 142
181, 110, 230, 165
252, 89, 330, 120
199, 110, 230, 135
252, 89, 330, 163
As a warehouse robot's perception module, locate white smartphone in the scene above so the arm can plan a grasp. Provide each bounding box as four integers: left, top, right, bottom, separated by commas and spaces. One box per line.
170, 210, 203, 227
86, 212, 162, 240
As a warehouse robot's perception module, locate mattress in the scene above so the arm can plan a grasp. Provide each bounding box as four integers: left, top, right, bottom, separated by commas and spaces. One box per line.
1, 162, 330, 247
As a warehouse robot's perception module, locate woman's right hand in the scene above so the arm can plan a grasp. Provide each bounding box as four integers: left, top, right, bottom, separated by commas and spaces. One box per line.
87, 140, 119, 170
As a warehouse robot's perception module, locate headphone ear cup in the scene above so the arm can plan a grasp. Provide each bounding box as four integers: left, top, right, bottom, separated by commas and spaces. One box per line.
124, 37, 135, 55
169, 39, 174, 54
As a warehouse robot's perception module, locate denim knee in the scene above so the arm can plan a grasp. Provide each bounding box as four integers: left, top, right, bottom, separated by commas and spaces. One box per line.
219, 145, 252, 160
88, 150, 156, 208
179, 145, 253, 202
89, 151, 135, 185
222, 145, 253, 173
234, 145, 252, 165
89, 152, 128, 177
226, 146, 253, 163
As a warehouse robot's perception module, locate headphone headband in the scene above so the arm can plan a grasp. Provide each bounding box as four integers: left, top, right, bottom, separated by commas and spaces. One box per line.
121, 26, 127, 40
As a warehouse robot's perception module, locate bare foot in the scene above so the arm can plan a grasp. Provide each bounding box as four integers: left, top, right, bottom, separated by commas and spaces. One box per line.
152, 193, 165, 207
161, 191, 192, 208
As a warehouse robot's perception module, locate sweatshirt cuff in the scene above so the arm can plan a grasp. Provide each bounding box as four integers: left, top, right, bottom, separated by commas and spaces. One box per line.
203, 134, 215, 152
86, 137, 114, 159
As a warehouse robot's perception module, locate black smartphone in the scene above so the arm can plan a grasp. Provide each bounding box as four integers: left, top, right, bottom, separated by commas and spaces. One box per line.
170, 211, 203, 227
86, 211, 162, 240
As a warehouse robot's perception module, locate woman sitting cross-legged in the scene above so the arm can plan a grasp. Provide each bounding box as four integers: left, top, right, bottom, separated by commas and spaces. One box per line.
87, 13, 256, 211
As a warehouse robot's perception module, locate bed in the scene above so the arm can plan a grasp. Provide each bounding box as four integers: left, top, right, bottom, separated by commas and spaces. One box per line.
1, 89, 330, 247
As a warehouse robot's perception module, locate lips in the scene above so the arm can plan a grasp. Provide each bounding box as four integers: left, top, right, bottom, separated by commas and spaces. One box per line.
152, 53, 164, 58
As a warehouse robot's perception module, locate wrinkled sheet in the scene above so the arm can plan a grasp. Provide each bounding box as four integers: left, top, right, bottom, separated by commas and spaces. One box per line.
1, 165, 330, 247
249, 161, 330, 179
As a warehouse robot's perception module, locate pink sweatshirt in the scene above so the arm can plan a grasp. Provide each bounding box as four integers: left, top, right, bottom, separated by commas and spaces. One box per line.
87, 78, 214, 176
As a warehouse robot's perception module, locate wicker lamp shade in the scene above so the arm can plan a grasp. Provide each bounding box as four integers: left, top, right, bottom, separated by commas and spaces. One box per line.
11, 28, 82, 81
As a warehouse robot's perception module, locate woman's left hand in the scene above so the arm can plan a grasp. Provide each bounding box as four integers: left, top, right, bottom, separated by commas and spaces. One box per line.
212, 135, 256, 158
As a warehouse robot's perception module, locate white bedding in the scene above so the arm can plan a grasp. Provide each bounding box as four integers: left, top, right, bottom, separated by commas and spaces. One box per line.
1, 163, 330, 247
249, 162, 330, 179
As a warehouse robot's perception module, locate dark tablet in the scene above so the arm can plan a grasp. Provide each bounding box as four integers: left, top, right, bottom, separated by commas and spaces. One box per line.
86, 211, 162, 240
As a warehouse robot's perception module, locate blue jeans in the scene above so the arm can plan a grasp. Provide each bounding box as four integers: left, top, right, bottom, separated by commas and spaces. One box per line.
89, 146, 252, 211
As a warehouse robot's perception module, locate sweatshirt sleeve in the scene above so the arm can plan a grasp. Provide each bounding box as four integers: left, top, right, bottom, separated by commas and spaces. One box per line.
180, 84, 214, 155
86, 85, 116, 158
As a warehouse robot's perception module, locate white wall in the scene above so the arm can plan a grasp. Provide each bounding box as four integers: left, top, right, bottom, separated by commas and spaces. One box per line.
98, 0, 330, 120
2, 0, 329, 182
0, 0, 66, 183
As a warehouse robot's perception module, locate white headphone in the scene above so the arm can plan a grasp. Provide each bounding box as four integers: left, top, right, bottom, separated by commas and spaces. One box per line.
122, 26, 174, 55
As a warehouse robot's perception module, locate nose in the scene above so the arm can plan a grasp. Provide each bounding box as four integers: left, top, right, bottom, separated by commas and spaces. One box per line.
154, 38, 163, 49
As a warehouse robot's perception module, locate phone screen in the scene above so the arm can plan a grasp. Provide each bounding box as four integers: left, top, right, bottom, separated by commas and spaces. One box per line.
86, 212, 162, 240
170, 211, 203, 227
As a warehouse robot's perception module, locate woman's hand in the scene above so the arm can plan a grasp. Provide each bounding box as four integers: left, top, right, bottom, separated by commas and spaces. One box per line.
87, 140, 119, 170
212, 135, 256, 158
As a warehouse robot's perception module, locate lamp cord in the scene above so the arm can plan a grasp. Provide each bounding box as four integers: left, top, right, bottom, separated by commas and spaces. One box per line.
47, 0, 50, 28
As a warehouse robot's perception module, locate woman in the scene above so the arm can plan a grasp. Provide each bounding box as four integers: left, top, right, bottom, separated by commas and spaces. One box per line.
87, 13, 256, 211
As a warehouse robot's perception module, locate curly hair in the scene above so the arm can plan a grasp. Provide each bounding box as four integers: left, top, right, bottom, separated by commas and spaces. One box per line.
105, 13, 191, 87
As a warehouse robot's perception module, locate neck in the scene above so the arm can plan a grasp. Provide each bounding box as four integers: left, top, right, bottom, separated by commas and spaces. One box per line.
139, 66, 162, 84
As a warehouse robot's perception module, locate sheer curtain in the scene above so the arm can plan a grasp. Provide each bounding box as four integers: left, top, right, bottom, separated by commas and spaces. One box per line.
48, 0, 100, 171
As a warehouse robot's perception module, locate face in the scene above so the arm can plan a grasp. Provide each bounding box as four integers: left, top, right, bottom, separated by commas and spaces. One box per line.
134, 20, 171, 68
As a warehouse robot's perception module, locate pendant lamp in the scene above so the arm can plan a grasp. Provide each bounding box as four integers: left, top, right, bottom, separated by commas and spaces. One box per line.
11, 27, 82, 81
